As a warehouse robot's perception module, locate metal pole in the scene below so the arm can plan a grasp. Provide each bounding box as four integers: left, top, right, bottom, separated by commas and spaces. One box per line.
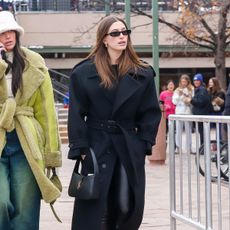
105, 0, 110, 16
204, 122, 213, 229
169, 118, 176, 230
125, 0, 131, 29
152, 0, 159, 95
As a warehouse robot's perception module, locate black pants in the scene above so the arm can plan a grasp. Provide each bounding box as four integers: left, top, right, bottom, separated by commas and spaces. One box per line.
198, 122, 204, 145
101, 160, 132, 230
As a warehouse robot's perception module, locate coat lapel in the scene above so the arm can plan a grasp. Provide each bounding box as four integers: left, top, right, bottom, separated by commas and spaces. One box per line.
112, 74, 142, 115
15, 64, 45, 104
88, 72, 114, 105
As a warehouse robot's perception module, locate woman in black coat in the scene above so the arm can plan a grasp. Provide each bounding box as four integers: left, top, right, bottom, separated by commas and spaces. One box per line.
224, 83, 230, 115
207, 77, 226, 115
68, 15, 161, 230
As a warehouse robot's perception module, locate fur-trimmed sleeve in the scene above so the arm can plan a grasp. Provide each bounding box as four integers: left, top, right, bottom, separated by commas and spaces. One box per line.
33, 69, 62, 168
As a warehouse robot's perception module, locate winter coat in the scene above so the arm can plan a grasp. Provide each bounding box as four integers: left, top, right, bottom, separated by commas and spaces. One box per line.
0, 47, 62, 203
172, 87, 193, 115
191, 86, 212, 115
224, 83, 230, 116
159, 90, 175, 118
68, 59, 161, 230
209, 89, 226, 114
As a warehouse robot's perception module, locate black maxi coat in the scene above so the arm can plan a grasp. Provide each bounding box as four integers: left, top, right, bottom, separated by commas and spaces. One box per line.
68, 59, 161, 230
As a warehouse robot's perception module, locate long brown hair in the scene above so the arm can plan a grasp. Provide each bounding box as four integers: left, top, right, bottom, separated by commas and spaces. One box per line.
87, 16, 148, 88
207, 77, 222, 94
179, 74, 193, 92
11, 32, 26, 96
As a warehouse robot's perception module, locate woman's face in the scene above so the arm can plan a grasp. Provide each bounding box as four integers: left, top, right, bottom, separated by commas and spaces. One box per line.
103, 21, 129, 55
208, 79, 214, 88
167, 82, 175, 91
0, 30, 16, 52
193, 80, 201, 88
180, 78, 188, 88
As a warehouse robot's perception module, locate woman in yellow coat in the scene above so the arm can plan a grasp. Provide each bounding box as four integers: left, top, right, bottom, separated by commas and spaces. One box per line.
0, 11, 62, 230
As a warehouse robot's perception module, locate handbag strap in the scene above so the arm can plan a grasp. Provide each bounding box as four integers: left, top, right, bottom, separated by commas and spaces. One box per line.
89, 148, 99, 174
74, 148, 99, 175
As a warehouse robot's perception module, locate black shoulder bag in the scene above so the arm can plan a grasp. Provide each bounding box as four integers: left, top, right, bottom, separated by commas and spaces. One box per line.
68, 148, 100, 200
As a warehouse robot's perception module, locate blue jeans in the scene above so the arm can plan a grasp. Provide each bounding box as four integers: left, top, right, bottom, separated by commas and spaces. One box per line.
0, 130, 41, 230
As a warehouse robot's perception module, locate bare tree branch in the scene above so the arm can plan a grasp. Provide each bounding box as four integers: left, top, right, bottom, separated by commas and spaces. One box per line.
158, 17, 215, 50
199, 17, 217, 42
73, 16, 106, 42
131, 22, 152, 30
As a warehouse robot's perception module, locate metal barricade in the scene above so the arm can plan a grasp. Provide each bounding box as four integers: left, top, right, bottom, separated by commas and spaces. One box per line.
169, 115, 230, 230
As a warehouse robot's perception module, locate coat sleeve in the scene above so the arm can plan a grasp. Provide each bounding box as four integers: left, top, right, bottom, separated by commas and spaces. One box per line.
172, 89, 180, 105
136, 72, 161, 154
218, 90, 226, 112
191, 88, 211, 108
68, 69, 90, 159
33, 70, 61, 168
224, 85, 230, 115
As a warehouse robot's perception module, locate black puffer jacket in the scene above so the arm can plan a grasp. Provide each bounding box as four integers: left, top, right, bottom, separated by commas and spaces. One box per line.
209, 90, 226, 114
224, 84, 230, 115
191, 86, 212, 115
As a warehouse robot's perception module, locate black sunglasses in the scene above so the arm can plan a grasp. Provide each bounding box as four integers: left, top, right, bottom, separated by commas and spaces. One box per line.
107, 30, 131, 37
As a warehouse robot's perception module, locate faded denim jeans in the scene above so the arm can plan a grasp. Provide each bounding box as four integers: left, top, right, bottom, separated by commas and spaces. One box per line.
0, 130, 41, 230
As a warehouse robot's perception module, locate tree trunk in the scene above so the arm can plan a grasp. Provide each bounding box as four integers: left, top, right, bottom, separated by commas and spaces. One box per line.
214, 50, 226, 90
214, 31, 226, 90
214, 1, 230, 90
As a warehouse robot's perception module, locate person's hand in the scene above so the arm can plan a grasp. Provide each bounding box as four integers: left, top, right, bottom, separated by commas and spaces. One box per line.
184, 96, 191, 104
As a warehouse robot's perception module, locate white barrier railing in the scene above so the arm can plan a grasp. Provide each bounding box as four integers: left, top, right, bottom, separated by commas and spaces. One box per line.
169, 115, 230, 230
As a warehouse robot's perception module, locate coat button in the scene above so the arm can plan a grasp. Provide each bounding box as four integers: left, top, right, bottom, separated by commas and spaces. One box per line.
101, 163, 106, 169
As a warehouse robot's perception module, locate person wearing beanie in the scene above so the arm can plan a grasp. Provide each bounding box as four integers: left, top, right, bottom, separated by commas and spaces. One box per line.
0, 11, 62, 230
193, 73, 203, 82
186, 73, 212, 145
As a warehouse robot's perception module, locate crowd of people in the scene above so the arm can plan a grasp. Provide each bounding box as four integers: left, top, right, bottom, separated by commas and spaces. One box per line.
159, 72, 227, 152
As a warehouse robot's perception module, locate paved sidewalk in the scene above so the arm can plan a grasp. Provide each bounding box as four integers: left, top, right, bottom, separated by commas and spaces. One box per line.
40, 144, 172, 229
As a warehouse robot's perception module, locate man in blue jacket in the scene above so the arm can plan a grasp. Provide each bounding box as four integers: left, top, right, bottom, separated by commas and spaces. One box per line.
190, 73, 212, 145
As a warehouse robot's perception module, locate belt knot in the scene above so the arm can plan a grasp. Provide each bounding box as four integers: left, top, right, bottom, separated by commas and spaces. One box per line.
0, 98, 34, 132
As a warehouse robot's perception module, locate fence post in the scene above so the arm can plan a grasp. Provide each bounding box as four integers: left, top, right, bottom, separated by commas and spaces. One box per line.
169, 118, 176, 230
203, 122, 213, 229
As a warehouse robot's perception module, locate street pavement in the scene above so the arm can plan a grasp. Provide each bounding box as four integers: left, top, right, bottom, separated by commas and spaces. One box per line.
40, 142, 230, 230
40, 143, 173, 230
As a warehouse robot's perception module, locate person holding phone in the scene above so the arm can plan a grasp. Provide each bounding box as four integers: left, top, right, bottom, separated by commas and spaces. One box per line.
0, 11, 62, 230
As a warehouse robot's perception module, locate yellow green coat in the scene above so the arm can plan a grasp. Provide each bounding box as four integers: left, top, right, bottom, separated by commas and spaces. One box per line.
0, 47, 62, 203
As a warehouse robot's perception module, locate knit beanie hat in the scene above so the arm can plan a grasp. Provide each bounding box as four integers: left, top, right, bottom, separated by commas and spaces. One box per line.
193, 73, 203, 82
0, 11, 24, 36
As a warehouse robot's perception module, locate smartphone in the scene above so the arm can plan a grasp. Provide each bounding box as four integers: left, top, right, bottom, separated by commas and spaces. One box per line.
1, 50, 7, 61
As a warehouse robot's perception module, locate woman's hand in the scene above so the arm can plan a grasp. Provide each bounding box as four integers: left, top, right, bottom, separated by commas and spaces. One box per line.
183, 96, 192, 104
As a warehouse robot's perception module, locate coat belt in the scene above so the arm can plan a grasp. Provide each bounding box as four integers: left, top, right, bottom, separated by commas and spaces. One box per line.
0, 98, 34, 132
86, 118, 135, 133
0, 98, 34, 158
86, 118, 139, 186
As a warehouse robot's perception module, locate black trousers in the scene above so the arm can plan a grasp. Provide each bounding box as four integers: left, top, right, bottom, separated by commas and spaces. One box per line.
101, 160, 132, 230
198, 122, 204, 145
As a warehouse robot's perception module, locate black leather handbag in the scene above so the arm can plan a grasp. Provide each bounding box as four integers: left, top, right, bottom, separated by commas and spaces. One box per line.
68, 148, 100, 200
